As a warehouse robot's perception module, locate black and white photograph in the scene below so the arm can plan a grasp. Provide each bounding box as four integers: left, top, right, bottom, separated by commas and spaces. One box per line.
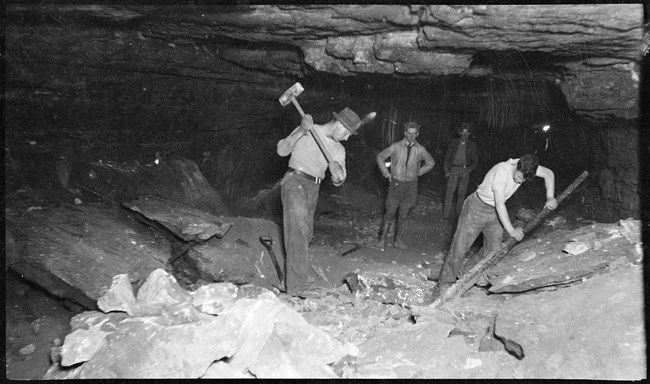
4, 3, 647, 380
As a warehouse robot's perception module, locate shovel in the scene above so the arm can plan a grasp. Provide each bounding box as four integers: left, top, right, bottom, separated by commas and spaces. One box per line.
259, 236, 286, 292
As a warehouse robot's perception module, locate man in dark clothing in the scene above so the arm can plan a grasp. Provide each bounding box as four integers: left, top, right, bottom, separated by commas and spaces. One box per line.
376, 121, 435, 250
442, 122, 478, 221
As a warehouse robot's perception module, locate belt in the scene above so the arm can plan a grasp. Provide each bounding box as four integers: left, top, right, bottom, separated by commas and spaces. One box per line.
452, 164, 468, 168
289, 168, 321, 184
474, 191, 490, 206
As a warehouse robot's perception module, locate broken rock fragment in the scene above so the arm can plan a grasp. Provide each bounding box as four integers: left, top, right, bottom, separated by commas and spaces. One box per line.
50, 268, 359, 379
132, 268, 191, 316
78, 315, 242, 379
190, 282, 238, 315
61, 312, 128, 367
97, 273, 137, 315
346, 263, 435, 307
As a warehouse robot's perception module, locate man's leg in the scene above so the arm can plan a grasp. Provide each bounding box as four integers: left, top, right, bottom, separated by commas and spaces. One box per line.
481, 215, 504, 257
281, 175, 318, 291
436, 193, 487, 286
456, 167, 470, 217
394, 181, 417, 249
377, 180, 399, 249
443, 167, 460, 220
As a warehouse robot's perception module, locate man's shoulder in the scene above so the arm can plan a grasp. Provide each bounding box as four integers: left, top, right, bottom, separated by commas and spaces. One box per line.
491, 160, 513, 173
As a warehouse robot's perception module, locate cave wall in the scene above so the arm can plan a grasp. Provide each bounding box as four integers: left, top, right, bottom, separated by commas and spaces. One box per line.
4, 4, 645, 219
597, 123, 641, 219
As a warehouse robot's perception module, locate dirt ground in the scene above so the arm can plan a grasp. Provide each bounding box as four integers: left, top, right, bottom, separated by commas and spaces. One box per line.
3, 178, 451, 380
5, 153, 593, 380
4, 270, 85, 380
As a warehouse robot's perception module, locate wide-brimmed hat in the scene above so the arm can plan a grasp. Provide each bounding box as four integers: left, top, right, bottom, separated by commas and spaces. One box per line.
404, 121, 421, 130
459, 122, 472, 131
333, 108, 362, 134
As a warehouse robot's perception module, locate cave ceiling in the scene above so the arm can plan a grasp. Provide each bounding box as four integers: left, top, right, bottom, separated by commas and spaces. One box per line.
5, 4, 646, 121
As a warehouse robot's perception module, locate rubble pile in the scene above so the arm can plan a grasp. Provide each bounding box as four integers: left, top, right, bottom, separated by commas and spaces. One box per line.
43, 269, 358, 379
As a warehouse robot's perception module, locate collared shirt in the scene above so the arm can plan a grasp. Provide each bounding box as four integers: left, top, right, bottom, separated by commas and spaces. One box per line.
286, 125, 346, 180
476, 158, 520, 206
452, 141, 467, 166
376, 138, 435, 182
444, 138, 478, 173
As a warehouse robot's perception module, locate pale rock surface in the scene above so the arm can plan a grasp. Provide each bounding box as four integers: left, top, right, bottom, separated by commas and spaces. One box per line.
132, 268, 191, 316
494, 265, 645, 380
190, 282, 239, 315
96, 273, 137, 315
78, 315, 241, 379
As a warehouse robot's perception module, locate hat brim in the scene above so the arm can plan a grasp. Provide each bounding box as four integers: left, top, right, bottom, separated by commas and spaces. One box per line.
333, 112, 358, 134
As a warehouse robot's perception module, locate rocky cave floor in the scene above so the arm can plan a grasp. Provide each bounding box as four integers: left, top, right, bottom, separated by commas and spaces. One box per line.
4, 151, 646, 380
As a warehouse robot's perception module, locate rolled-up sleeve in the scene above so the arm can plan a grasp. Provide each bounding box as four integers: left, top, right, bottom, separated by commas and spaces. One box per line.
376, 145, 394, 177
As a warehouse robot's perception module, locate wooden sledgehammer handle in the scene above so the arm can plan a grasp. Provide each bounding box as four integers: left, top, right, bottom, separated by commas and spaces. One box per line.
291, 96, 335, 165
429, 170, 589, 309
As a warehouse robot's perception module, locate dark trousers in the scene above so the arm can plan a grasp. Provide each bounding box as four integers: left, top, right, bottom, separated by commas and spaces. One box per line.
438, 192, 504, 286
443, 166, 470, 219
382, 179, 417, 227
280, 172, 319, 289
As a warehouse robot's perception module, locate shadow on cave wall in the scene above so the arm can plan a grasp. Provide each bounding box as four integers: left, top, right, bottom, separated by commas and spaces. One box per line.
4, 65, 636, 222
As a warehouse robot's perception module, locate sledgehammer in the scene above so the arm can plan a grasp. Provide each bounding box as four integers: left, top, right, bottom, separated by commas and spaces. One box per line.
279, 82, 335, 165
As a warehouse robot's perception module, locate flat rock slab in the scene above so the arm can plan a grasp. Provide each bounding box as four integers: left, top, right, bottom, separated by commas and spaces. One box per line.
346, 262, 434, 307
494, 264, 645, 380
122, 196, 233, 242
6, 204, 170, 305
485, 223, 636, 293
134, 158, 231, 216
185, 217, 285, 287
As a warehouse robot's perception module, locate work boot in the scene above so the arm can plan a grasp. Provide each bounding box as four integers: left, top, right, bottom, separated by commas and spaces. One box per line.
393, 223, 408, 249
375, 222, 391, 251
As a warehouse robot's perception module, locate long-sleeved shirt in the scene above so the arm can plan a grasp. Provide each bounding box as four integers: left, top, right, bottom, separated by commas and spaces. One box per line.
376, 138, 435, 182
277, 125, 346, 180
444, 138, 478, 173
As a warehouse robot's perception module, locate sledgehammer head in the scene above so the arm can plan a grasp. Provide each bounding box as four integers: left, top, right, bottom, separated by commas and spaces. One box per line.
279, 82, 304, 106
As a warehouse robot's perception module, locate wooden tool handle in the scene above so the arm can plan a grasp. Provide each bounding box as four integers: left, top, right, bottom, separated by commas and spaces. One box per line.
291, 97, 334, 164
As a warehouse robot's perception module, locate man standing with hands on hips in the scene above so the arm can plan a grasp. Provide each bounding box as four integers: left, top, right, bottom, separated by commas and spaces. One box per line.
431, 153, 557, 297
277, 107, 365, 295
442, 122, 478, 223
376, 121, 435, 250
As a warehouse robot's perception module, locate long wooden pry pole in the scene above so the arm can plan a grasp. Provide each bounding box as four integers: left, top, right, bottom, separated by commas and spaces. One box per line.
429, 170, 589, 309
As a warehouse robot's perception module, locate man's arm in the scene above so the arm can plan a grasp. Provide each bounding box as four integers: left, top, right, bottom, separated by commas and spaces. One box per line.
494, 185, 523, 241
330, 161, 346, 186
376, 145, 394, 179
536, 165, 557, 209
330, 146, 347, 186
418, 147, 435, 176
468, 141, 479, 172
277, 115, 312, 157
443, 140, 455, 174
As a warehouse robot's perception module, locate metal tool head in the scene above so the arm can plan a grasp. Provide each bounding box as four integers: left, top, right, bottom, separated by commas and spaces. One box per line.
279, 82, 304, 106
259, 235, 273, 246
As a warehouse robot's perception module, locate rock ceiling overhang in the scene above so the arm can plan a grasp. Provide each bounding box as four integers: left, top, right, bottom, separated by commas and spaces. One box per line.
6, 4, 646, 120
